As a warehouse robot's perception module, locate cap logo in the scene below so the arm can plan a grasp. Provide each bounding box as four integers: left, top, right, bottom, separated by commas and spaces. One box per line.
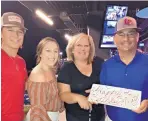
124, 18, 133, 25
8, 16, 21, 23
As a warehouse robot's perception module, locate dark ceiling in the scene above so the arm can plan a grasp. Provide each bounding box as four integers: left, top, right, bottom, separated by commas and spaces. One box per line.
1, 1, 148, 70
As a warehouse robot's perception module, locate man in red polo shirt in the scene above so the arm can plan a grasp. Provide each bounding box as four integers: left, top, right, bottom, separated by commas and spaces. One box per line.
1, 12, 28, 121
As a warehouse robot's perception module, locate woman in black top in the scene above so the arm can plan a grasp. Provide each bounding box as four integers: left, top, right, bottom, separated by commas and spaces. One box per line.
58, 33, 105, 121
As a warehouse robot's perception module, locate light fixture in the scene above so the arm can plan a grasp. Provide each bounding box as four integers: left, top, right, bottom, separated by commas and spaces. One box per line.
64, 34, 72, 41
35, 9, 54, 25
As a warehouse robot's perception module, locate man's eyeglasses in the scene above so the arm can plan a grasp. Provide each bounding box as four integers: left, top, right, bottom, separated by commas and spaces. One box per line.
116, 31, 138, 38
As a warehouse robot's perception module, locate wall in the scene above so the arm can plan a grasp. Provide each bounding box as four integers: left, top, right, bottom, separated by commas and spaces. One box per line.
88, 26, 110, 60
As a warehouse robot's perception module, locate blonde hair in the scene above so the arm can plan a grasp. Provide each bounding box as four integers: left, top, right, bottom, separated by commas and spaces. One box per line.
36, 37, 60, 68
66, 33, 95, 64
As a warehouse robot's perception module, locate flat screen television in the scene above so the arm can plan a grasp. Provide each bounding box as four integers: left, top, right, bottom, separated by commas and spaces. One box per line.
100, 5, 128, 48
100, 5, 144, 49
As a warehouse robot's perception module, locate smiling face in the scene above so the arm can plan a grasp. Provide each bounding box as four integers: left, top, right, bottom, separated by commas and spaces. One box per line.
72, 37, 90, 62
1, 26, 25, 49
114, 28, 139, 52
39, 41, 59, 67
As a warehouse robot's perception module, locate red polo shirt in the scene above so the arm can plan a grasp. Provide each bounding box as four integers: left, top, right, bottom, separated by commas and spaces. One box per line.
1, 49, 27, 121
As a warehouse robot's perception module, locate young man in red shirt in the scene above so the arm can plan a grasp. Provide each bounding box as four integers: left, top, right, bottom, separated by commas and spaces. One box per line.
1, 12, 28, 121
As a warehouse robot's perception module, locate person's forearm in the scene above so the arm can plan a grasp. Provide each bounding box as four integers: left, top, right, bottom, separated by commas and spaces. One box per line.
59, 92, 80, 104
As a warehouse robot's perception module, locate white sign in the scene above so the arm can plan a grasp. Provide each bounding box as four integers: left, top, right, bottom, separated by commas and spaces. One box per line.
88, 84, 141, 110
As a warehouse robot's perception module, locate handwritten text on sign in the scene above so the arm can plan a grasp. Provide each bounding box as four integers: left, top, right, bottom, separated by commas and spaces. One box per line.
88, 84, 141, 110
